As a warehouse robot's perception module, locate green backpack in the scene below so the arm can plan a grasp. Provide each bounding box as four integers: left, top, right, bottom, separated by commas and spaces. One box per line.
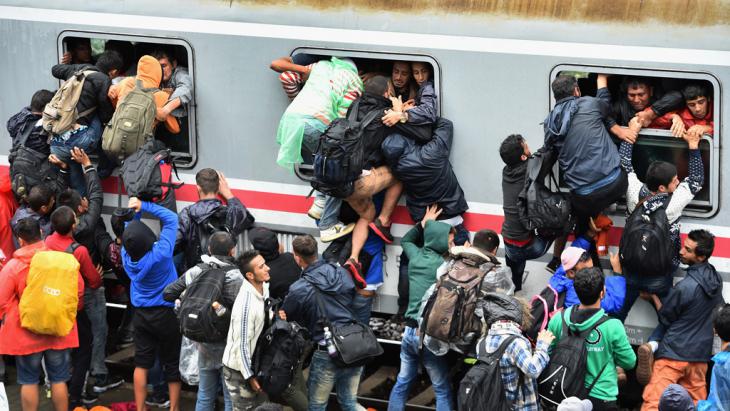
102, 79, 158, 162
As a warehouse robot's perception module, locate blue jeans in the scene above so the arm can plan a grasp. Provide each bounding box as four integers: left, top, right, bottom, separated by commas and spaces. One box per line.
308, 350, 362, 411
504, 236, 553, 291
351, 293, 373, 325
388, 327, 453, 411
149, 358, 168, 395
16, 349, 71, 385
317, 192, 342, 230
50, 116, 102, 196
196, 367, 232, 411
85, 287, 108, 377
615, 271, 674, 322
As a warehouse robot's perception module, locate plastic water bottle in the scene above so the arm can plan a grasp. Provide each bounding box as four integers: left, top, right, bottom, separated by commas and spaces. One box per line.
323, 327, 337, 358
214, 304, 227, 317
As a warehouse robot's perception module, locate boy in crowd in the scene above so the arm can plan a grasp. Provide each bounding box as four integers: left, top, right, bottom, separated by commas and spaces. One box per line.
121, 196, 182, 411
249, 227, 301, 300
548, 267, 636, 411
7, 89, 54, 156
10, 184, 55, 242
651, 83, 714, 138
698, 303, 730, 410
640, 230, 724, 411
0, 219, 84, 411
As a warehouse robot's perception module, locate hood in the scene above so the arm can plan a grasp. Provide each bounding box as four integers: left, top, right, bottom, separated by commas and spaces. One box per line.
11, 241, 45, 265
302, 260, 346, 293
201, 254, 235, 267
423, 220, 452, 255
248, 227, 280, 261
687, 262, 722, 298
187, 199, 225, 225
479, 292, 523, 326
564, 305, 605, 332
502, 161, 527, 184
382, 134, 415, 168
6, 107, 38, 137
544, 96, 578, 143
135, 55, 163, 89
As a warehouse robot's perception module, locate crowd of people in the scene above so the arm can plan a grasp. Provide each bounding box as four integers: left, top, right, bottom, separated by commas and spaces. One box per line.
0, 44, 725, 411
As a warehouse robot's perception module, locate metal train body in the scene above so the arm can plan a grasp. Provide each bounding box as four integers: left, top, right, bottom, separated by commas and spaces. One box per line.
1, 0, 729, 344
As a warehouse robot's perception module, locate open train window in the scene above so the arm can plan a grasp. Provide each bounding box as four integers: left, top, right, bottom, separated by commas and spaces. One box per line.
59, 33, 197, 167
549, 66, 719, 218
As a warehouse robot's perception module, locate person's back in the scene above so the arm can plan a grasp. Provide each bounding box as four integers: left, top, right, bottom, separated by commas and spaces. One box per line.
7, 89, 55, 155
249, 227, 300, 300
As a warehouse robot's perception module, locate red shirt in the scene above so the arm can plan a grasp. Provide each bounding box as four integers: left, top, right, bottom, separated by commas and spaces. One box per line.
45, 232, 102, 289
0, 168, 18, 265
653, 102, 714, 136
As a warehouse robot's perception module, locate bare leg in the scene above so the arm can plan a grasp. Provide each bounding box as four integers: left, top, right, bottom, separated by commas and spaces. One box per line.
378, 181, 403, 226
168, 381, 182, 411
50, 383, 68, 411
20, 384, 39, 411
134, 367, 148, 411
349, 203, 376, 262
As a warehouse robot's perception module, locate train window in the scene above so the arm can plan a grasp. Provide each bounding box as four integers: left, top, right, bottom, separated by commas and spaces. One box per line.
549, 66, 719, 218
59, 33, 197, 167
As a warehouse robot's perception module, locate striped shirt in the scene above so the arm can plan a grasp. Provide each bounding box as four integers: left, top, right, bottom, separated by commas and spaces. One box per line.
279, 64, 314, 99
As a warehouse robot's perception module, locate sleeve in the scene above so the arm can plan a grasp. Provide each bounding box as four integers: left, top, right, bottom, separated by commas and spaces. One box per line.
509, 338, 551, 378
154, 92, 180, 134
80, 165, 103, 229
651, 91, 684, 117
169, 69, 193, 105
226, 197, 254, 236
279, 70, 305, 100
650, 111, 676, 129
610, 321, 637, 369
77, 272, 85, 311
401, 224, 423, 260
0, 263, 17, 314
51, 168, 70, 195
595, 87, 614, 122
281, 290, 301, 323
619, 140, 643, 213
51, 64, 74, 80
175, 207, 189, 252
406, 83, 438, 125
394, 122, 433, 144
336, 74, 363, 118
238, 291, 255, 379
422, 117, 453, 162
546, 312, 563, 353
657, 284, 686, 326
222, 272, 244, 307
96, 76, 115, 124
142, 201, 178, 259
163, 274, 188, 302
665, 149, 703, 223
76, 246, 102, 289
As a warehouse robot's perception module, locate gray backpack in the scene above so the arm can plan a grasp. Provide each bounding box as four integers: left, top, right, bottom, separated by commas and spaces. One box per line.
102, 79, 158, 162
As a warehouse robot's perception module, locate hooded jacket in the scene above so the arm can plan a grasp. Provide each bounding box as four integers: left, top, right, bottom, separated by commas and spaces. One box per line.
382, 118, 468, 222
501, 161, 531, 242
0, 241, 83, 355
547, 306, 636, 401
249, 229, 300, 300
10, 205, 52, 243
656, 261, 724, 362
0, 168, 18, 260
281, 259, 356, 342
7, 107, 49, 155
698, 347, 730, 411
108, 55, 179, 134
222, 278, 269, 379
72, 166, 105, 265
402, 220, 452, 321
51, 63, 114, 125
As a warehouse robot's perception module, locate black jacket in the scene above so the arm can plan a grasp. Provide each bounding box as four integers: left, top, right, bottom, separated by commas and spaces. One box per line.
609, 90, 684, 127
73, 166, 105, 265
251, 230, 301, 300
7, 107, 50, 155
656, 261, 725, 362
500, 161, 531, 242
51, 63, 114, 125
382, 117, 468, 222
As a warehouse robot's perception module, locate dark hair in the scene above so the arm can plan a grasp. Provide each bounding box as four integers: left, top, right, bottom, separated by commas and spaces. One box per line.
620, 76, 651, 94
67, 37, 91, 51
552, 75, 578, 100
645, 161, 677, 192
688, 229, 715, 260
473, 229, 500, 254
50, 206, 76, 236
195, 168, 220, 195
573, 267, 605, 305
292, 234, 318, 263
364, 75, 390, 97
499, 134, 526, 166
238, 249, 261, 275
578, 251, 591, 264
713, 303, 730, 342
14, 218, 42, 243
30, 89, 54, 113
151, 49, 174, 62
57, 189, 83, 215
27, 184, 54, 213
682, 83, 711, 101
95, 50, 124, 74
208, 231, 236, 256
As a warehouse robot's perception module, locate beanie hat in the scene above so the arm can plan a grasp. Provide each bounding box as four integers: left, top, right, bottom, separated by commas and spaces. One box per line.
122, 220, 156, 262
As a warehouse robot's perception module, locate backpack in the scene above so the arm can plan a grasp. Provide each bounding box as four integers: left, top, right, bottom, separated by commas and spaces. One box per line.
619, 196, 673, 277
102, 79, 159, 162
457, 335, 520, 411
525, 285, 566, 343
8, 124, 53, 202
18, 243, 81, 336
421, 255, 495, 351
517, 146, 572, 239
178, 264, 232, 343
42, 70, 96, 135
309, 99, 380, 198
538, 312, 610, 406
252, 302, 310, 397
185, 207, 231, 270
120, 140, 181, 203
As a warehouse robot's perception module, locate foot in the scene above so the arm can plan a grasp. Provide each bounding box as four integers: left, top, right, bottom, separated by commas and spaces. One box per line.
636, 343, 655, 385
546, 256, 561, 273
145, 392, 171, 408
307, 198, 325, 220
92, 373, 125, 393
81, 389, 99, 405
344, 258, 367, 289
320, 222, 355, 242
368, 219, 394, 244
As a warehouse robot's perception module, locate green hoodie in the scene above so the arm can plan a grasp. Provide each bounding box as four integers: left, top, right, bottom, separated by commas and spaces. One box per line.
547, 306, 636, 401
403, 220, 452, 321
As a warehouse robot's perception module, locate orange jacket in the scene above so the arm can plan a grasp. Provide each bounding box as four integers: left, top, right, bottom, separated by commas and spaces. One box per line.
0, 168, 18, 264
108, 55, 180, 134
653, 102, 714, 136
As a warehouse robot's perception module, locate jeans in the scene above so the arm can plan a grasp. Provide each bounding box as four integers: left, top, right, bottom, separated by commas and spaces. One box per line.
351, 293, 374, 325
504, 236, 554, 291
317, 192, 342, 230
308, 350, 362, 411
69, 310, 92, 399
84, 287, 108, 377
196, 367, 231, 411
570, 168, 628, 236
615, 271, 674, 322
388, 327, 453, 411
49, 116, 102, 196
16, 349, 71, 385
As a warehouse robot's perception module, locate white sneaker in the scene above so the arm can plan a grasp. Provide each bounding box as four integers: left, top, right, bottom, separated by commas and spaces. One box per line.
321, 222, 355, 242
308, 198, 325, 220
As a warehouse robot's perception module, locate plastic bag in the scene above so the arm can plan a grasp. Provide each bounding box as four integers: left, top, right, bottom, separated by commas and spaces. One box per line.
179, 336, 199, 385
481, 265, 515, 296
0, 383, 8, 411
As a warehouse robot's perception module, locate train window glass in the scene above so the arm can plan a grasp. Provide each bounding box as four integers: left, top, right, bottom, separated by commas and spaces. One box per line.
59, 34, 197, 167
550, 67, 719, 217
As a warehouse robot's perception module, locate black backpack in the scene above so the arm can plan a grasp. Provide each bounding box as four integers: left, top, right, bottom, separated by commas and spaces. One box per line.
458, 335, 519, 411
9, 124, 53, 202
525, 285, 566, 343
185, 207, 231, 269
310, 99, 380, 198
538, 313, 610, 407
252, 301, 310, 397
178, 264, 231, 343
619, 196, 673, 277
517, 146, 572, 239
120, 140, 181, 203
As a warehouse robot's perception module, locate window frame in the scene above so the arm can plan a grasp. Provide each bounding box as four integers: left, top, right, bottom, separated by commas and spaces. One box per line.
549, 64, 720, 218
57, 30, 198, 168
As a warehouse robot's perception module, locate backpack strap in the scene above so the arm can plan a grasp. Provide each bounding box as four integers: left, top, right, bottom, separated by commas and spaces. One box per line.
75, 70, 99, 119
15, 122, 36, 148
586, 361, 610, 396
346, 99, 361, 123
65, 242, 81, 254
136, 79, 160, 94
483, 334, 520, 362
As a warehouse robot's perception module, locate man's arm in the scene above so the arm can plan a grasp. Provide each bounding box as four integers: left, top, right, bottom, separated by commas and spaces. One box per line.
421, 117, 454, 162
510, 338, 551, 378
401, 224, 423, 261
75, 148, 103, 230
598, 74, 638, 143
95, 75, 114, 124
51, 63, 79, 81
222, 272, 244, 308
175, 207, 189, 253
47, 155, 70, 194
162, 274, 188, 302
611, 322, 637, 369
0, 264, 17, 314
218, 172, 254, 235
76, 246, 102, 289
336, 78, 363, 119
140, 201, 178, 259
650, 91, 684, 118
619, 140, 642, 213
406, 83, 438, 125
269, 57, 311, 75
665, 133, 703, 223
237, 291, 256, 380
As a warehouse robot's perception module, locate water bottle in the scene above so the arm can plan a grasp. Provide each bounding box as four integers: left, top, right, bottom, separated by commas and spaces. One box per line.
214, 304, 227, 317
323, 326, 337, 358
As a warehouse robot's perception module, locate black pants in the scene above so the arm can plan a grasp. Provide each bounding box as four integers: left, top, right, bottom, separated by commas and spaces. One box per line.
397, 252, 409, 314
570, 169, 628, 236
69, 310, 92, 399
589, 396, 619, 411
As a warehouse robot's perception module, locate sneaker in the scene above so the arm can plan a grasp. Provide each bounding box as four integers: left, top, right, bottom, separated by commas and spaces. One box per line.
344, 258, 367, 289
368, 219, 393, 244
69, 397, 83, 409
546, 256, 561, 273
637, 343, 655, 385
307, 198, 325, 220
82, 390, 99, 405
92, 374, 124, 393
145, 392, 171, 408
320, 222, 355, 242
